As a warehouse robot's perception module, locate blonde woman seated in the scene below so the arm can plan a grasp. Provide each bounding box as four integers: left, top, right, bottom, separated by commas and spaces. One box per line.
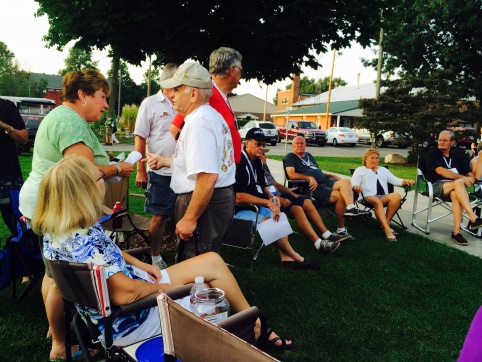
351, 148, 415, 241
32, 155, 294, 352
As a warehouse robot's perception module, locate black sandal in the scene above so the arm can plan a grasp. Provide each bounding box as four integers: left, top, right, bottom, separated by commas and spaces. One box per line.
256, 312, 296, 351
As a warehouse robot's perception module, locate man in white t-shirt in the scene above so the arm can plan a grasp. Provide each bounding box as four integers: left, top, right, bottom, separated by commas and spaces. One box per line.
145, 61, 235, 262
134, 63, 178, 270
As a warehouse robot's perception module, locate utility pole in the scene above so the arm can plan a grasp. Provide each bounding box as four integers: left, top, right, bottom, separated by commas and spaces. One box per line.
372, 12, 384, 148
147, 56, 151, 97
325, 49, 336, 128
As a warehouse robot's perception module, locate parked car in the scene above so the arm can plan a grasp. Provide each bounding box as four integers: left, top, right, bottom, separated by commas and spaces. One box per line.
277, 120, 327, 146
326, 127, 358, 147
239, 121, 278, 146
353, 128, 409, 148
0, 96, 56, 153
451, 127, 478, 149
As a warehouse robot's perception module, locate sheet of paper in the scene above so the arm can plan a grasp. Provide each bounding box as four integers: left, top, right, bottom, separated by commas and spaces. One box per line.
108, 151, 143, 183
256, 212, 293, 246
129, 265, 154, 283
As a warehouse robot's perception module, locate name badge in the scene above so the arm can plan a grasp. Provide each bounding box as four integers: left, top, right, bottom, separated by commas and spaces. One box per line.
449, 167, 459, 174
267, 185, 277, 194
256, 185, 263, 194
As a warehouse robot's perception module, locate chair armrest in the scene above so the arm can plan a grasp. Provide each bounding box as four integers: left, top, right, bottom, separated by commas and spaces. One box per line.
118, 293, 159, 316
164, 284, 194, 300
127, 192, 144, 199
234, 203, 259, 213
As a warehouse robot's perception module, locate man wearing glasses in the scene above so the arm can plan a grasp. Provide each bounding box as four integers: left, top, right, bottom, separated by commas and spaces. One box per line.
235, 128, 320, 270
145, 61, 235, 262
425, 130, 482, 245
170, 47, 243, 164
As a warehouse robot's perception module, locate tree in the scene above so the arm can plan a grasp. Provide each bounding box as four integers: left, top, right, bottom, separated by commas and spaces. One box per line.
58, 46, 99, 75
357, 71, 481, 158
35, 0, 383, 96
0, 41, 15, 75
364, 0, 482, 101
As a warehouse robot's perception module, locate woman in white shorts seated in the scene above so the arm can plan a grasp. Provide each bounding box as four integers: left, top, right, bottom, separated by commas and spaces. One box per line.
32, 155, 295, 351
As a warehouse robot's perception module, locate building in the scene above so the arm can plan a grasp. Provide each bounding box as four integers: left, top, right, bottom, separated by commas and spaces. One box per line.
30, 73, 63, 105
276, 74, 315, 112
228, 93, 277, 121
272, 82, 377, 130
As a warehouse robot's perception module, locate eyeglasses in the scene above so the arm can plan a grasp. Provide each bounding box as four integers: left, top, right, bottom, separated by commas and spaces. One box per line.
96, 169, 106, 182
249, 140, 266, 147
233, 65, 243, 75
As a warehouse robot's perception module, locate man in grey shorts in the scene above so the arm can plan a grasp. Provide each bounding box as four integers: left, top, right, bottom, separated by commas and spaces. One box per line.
425, 130, 482, 246
134, 63, 178, 269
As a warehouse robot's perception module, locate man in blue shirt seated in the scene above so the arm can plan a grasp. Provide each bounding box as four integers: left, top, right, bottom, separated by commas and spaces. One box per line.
284, 136, 371, 241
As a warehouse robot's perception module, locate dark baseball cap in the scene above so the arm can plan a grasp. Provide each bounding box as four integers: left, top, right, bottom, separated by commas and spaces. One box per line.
245, 128, 266, 141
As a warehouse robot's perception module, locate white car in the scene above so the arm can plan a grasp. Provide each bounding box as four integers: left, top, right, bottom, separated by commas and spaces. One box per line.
239, 121, 278, 146
326, 127, 358, 147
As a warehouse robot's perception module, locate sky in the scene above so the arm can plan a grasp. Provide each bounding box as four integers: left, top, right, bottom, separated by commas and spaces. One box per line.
1, 0, 379, 103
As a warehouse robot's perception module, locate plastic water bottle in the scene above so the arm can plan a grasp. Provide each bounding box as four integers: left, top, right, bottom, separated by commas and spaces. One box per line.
190, 276, 205, 312
112, 201, 123, 228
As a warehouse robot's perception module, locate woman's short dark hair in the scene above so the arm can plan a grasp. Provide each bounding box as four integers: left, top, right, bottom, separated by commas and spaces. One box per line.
61, 69, 110, 102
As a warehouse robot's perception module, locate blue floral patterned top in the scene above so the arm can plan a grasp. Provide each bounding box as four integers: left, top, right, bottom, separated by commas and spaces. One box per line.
43, 223, 150, 345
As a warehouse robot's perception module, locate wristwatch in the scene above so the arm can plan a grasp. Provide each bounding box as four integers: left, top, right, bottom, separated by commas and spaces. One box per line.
113, 162, 121, 175
5, 126, 14, 134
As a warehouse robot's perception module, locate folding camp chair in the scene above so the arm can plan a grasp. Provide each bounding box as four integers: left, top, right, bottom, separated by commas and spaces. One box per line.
222, 203, 264, 269
411, 157, 482, 235
6, 189, 44, 307
350, 167, 410, 229
100, 177, 152, 250
156, 286, 279, 362
48, 247, 153, 362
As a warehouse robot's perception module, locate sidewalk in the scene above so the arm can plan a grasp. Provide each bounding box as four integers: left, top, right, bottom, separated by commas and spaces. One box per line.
105, 143, 482, 260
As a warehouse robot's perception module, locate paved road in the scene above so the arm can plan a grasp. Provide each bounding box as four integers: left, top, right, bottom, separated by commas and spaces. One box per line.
267, 140, 411, 158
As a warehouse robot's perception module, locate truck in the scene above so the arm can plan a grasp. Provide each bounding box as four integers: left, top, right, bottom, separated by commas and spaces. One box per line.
277, 120, 327, 146
0, 96, 57, 153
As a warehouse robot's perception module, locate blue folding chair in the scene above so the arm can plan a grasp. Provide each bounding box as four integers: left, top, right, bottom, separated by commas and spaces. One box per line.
6, 190, 44, 307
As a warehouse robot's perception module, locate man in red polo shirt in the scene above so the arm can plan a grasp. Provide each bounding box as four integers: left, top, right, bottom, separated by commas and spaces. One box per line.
170, 47, 242, 163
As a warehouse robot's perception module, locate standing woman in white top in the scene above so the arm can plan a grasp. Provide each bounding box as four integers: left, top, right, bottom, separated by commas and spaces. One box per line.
351, 148, 414, 241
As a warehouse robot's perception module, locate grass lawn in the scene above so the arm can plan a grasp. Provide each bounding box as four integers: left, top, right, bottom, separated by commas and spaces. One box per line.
1, 152, 481, 361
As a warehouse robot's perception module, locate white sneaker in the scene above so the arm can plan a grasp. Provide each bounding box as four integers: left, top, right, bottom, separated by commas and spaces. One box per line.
152, 258, 168, 270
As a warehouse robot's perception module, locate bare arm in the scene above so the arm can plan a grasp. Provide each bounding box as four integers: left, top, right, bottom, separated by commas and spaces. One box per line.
0, 120, 28, 144
63, 142, 134, 179
285, 166, 319, 191
177, 172, 218, 240
235, 192, 281, 221
134, 135, 148, 188
435, 166, 475, 183
472, 154, 482, 180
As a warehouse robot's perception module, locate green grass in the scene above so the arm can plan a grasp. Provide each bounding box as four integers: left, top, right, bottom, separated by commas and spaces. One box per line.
1, 153, 482, 361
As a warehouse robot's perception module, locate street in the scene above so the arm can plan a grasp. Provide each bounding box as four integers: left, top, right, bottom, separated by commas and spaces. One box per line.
268, 140, 411, 158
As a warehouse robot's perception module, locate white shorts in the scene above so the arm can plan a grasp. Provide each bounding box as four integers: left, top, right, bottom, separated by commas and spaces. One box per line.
113, 269, 191, 347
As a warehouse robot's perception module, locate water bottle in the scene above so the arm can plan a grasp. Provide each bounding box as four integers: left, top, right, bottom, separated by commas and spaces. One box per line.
112, 201, 123, 228
190, 276, 205, 312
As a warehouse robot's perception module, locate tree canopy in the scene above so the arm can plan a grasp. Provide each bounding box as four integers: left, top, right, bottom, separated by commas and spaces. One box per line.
58, 46, 99, 76
366, 0, 482, 101
357, 71, 481, 156
34, 0, 382, 84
